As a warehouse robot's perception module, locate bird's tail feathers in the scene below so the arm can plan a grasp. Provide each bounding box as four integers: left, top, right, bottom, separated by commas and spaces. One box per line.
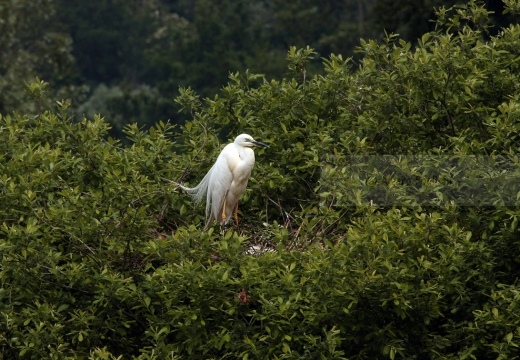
177, 165, 214, 205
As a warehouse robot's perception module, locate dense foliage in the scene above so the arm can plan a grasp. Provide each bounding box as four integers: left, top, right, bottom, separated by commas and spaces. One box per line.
2, 0, 520, 358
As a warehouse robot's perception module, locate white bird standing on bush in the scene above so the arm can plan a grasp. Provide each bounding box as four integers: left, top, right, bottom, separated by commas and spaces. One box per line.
178, 134, 269, 230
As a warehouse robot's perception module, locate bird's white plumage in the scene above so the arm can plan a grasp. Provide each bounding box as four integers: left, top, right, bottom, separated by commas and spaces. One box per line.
178, 134, 268, 229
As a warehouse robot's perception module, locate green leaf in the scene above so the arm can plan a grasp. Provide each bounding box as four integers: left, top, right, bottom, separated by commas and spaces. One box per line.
492, 308, 499, 318
222, 269, 230, 281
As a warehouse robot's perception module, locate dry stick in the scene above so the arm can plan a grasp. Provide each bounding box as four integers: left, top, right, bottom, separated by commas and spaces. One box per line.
266, 196, 309, 250
294, 224, 302, 238
264, 192, 269, 224
155, 215, 176, 232
266, 196, 291, 225
159, 200, 168, 220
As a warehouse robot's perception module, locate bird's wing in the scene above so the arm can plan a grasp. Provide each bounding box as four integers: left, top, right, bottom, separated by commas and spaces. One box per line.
206, 144, 237, 223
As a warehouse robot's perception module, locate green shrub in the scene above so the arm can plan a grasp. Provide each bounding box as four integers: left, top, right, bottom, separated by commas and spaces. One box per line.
2, 1, 520, 358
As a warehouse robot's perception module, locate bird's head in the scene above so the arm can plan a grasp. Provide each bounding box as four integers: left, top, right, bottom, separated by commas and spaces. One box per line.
235, 134, 269, 148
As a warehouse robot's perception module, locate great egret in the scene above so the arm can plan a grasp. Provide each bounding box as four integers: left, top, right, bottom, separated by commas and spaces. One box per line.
179, 134, 269, 230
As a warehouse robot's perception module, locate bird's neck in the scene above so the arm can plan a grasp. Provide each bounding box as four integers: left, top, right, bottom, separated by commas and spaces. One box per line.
239, 147, 255, 165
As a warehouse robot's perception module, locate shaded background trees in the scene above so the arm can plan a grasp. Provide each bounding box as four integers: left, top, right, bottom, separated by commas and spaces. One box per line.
6, 0, 509, 136
0, 0, 74, 113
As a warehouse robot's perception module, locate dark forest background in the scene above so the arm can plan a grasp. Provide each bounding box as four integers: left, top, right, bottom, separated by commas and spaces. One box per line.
0, 0, 512, 136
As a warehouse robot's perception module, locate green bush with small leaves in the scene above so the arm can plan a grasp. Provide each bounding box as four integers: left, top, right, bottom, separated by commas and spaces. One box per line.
2, 1, 520, 359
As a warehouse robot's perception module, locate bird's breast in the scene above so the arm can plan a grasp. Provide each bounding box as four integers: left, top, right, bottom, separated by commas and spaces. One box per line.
232, 148, 255, 181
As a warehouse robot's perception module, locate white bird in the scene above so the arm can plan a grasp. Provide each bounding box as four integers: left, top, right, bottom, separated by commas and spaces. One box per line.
178, 134, 269, 230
